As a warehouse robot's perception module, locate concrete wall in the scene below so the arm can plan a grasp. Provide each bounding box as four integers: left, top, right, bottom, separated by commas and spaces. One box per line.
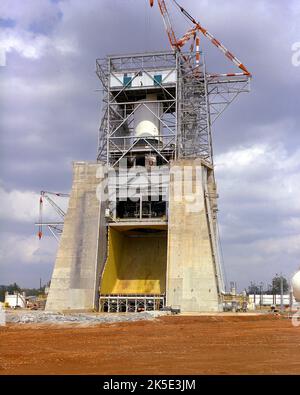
166, 159, 222, 312
46, 162, 107, 312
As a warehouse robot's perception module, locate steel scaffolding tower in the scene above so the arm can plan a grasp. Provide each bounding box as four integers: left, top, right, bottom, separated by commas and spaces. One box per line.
96, 51, 250, 166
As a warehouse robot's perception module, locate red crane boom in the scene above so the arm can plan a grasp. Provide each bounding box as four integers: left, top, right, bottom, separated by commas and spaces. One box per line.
150, 0, 251, 77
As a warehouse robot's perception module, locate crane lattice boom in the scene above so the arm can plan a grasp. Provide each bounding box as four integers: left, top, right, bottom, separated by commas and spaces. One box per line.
37, 191, 69, 240
150, 0, 251, 77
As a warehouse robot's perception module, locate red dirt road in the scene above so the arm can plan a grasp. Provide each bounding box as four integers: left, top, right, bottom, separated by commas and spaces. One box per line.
0, 315, 299, 375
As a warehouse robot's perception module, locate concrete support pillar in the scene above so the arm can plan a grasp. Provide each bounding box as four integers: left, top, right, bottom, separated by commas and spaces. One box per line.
46, 161, 107, 312
166, 159, 222, 312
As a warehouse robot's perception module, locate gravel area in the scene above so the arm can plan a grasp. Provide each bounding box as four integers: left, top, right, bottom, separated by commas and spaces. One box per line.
4, 310, 166, 325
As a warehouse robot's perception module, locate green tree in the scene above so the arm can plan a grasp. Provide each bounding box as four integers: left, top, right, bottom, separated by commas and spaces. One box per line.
269, 275, 289, 294
247, 282, 261, 294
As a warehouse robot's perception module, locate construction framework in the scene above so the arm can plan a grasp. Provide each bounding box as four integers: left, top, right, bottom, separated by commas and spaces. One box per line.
97, 52, 177, 166
96, 51, 250, 166
99, 294, 165, 313
43, 0, 252, 313
36, 191, 69, 242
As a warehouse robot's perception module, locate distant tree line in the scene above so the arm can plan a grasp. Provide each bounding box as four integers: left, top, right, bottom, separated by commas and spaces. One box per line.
0, 283, 47, 302
247, 275, 289, 295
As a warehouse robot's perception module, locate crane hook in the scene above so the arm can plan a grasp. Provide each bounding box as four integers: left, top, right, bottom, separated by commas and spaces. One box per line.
150, 0, 154, 7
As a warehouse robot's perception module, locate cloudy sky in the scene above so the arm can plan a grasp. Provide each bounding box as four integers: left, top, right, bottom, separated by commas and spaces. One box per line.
0, 0, 299, 291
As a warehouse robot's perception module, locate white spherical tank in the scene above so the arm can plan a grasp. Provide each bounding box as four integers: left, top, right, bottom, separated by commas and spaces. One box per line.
134, 94, 161, 139
292, 270, 300, 302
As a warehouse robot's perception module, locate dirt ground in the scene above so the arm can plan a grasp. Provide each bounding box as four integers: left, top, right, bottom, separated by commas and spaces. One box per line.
0, 315, 299, 375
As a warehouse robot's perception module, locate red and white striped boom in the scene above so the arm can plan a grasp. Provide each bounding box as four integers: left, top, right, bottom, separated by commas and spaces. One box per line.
150, 0, 251, 77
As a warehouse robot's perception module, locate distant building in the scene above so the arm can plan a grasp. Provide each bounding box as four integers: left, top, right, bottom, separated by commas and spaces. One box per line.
248, 294, 298, 308
5, 292, 26, 308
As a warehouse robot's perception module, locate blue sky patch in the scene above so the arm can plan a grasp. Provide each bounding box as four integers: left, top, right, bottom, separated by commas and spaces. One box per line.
28, 10, 63, 35
0, 18, 16, 28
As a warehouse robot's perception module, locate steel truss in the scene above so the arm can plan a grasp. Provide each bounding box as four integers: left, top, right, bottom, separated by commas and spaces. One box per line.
96, 52, 177, 166
207, 75, 250, 125
35, 191, 69, 242
96, 51, 250, 166
35, 222, 64, 242
99, 294, 165, 313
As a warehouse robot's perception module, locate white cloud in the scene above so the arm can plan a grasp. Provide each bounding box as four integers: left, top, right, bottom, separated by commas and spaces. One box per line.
0, 29, 49, 59
257, 234, 300, 256
215, 142, 300, 286
0, 186, 69, 223
216, 145, 266, 168
0, 232, 56, 266
0, 0, 77, 63
0, 28, 78, 62
0, 0, 61, 30
0, 187, 40, 222
215, 142, 300, 212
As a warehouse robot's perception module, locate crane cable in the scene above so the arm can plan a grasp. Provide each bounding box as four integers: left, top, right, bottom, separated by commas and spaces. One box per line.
172, 0, 194, 28
216, 218, 228, 292
171, 0, 251, 76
